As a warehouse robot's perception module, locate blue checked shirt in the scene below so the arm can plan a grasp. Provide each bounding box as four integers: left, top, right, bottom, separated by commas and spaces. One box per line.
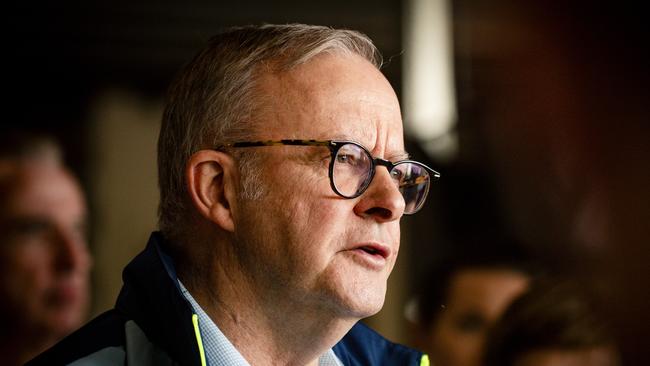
179, 281, 344, 366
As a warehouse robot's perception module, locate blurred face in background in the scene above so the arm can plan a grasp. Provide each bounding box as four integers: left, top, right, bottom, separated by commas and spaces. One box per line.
427, 268, 529, 366
0, 163, 90, 342
515, 346, 620, 366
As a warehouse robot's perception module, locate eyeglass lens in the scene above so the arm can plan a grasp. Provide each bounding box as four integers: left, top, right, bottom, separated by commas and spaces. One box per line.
332, 143, 430, 214
392, 162, 430, 213
331, 143, 373, 196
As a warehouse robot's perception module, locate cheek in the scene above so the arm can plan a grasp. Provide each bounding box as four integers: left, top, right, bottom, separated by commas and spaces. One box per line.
0, 251, 51, 309
273, 168, 346, 234
432, 316, 463, 346
430, 323, 475, 365
253, 159, 359, 266
6, 240, 52, 272
285, 198, 340, 250
276, 200, 352, 282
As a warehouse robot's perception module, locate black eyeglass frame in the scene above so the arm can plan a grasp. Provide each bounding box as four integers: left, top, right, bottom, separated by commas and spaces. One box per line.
215, 139, 441, 214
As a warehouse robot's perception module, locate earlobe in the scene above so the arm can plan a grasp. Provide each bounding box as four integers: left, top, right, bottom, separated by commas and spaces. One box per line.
186, 150, 237, 232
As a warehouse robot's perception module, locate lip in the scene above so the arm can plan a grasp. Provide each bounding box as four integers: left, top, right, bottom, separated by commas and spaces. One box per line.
47, 282, 83, 306
344, 242, 392, 271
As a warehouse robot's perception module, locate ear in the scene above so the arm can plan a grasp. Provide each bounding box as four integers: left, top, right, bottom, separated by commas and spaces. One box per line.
186, 150, 238, 232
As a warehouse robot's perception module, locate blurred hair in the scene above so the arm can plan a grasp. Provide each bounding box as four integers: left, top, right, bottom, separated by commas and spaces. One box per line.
483, 277, 616, 366
0, 130, 64, 219
157, 23, 382, 245
0, 130, 62, 166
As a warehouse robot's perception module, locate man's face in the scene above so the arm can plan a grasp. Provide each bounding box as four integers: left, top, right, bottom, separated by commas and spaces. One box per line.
233, 53, 406, 319
0, 165, 90, 339
428, 269, 529, 366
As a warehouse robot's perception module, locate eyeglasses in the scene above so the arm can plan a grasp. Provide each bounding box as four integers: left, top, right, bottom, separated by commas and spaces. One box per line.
216, 139, 440, 215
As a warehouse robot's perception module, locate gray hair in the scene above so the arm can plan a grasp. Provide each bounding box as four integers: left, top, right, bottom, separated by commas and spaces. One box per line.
157, 23, 382, 243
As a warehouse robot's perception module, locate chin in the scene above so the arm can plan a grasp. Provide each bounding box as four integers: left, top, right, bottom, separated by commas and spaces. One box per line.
336, 284, 387, 319
44, 307, 86, 336
316, 263, 389, 319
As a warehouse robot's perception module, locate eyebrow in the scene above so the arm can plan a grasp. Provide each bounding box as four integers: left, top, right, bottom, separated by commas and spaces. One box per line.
389, 151, 411, 161
329, 133, 411, 161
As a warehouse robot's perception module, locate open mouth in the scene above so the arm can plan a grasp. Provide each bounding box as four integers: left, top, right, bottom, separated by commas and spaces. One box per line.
347, 244, 390, 270
357, 245, 388, 259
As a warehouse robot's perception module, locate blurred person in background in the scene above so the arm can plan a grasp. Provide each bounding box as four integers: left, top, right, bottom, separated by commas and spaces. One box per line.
453, 1, 649, 362
483, 277, 620, 366
407, 255, 530, 366
0, 130, 91, 365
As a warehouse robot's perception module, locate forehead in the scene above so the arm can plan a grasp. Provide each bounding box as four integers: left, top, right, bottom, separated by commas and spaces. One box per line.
447, 269, 529, 312
451, 269, 528, 293
1, 166, 85, 218
253, 53, 405, 157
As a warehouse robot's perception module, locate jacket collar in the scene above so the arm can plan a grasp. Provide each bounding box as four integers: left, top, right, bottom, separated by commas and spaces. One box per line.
115, 231, 202, 366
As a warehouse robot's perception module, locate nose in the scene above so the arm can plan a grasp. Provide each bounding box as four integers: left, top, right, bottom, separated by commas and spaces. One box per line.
53, 227, 91, 273
353, 167, 406, 221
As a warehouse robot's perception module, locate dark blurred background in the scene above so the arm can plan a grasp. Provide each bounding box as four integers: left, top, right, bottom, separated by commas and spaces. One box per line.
6, 1, 649, 364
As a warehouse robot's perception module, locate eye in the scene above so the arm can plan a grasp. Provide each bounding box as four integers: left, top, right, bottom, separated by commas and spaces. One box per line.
14, 219, 51, 236
390, 168, 404, 180
336, 153, 357, 165
454, 313, 486, 333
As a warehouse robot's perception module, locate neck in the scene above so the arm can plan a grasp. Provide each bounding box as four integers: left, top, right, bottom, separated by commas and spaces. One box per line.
177, 238, 356, 366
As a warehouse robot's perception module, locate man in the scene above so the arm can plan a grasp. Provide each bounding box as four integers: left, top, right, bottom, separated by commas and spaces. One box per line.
30, 24, 437, 365
0, 132, 91, 366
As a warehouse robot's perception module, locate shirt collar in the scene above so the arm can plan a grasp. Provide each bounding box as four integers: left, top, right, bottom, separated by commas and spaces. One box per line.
179, 280, 343, 366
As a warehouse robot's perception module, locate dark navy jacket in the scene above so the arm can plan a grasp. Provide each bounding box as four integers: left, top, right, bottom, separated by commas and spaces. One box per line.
28, 232, 427, 366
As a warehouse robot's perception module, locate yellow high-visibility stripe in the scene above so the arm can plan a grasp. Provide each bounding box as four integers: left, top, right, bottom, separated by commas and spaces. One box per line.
193, 311, 428, 366
420, 354, 430, 366
192, 314, 207, 366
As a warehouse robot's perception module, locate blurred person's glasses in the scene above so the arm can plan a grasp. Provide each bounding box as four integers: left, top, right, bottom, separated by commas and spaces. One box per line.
216, 139, 440, 214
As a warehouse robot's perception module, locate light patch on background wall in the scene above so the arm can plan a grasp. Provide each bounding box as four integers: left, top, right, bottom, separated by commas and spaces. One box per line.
403, 0, 457, 161
87, 89, 162, 316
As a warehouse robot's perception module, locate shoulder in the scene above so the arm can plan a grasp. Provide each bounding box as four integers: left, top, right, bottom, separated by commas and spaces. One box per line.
26, 309, 128, 366
333, 322, 427, 366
